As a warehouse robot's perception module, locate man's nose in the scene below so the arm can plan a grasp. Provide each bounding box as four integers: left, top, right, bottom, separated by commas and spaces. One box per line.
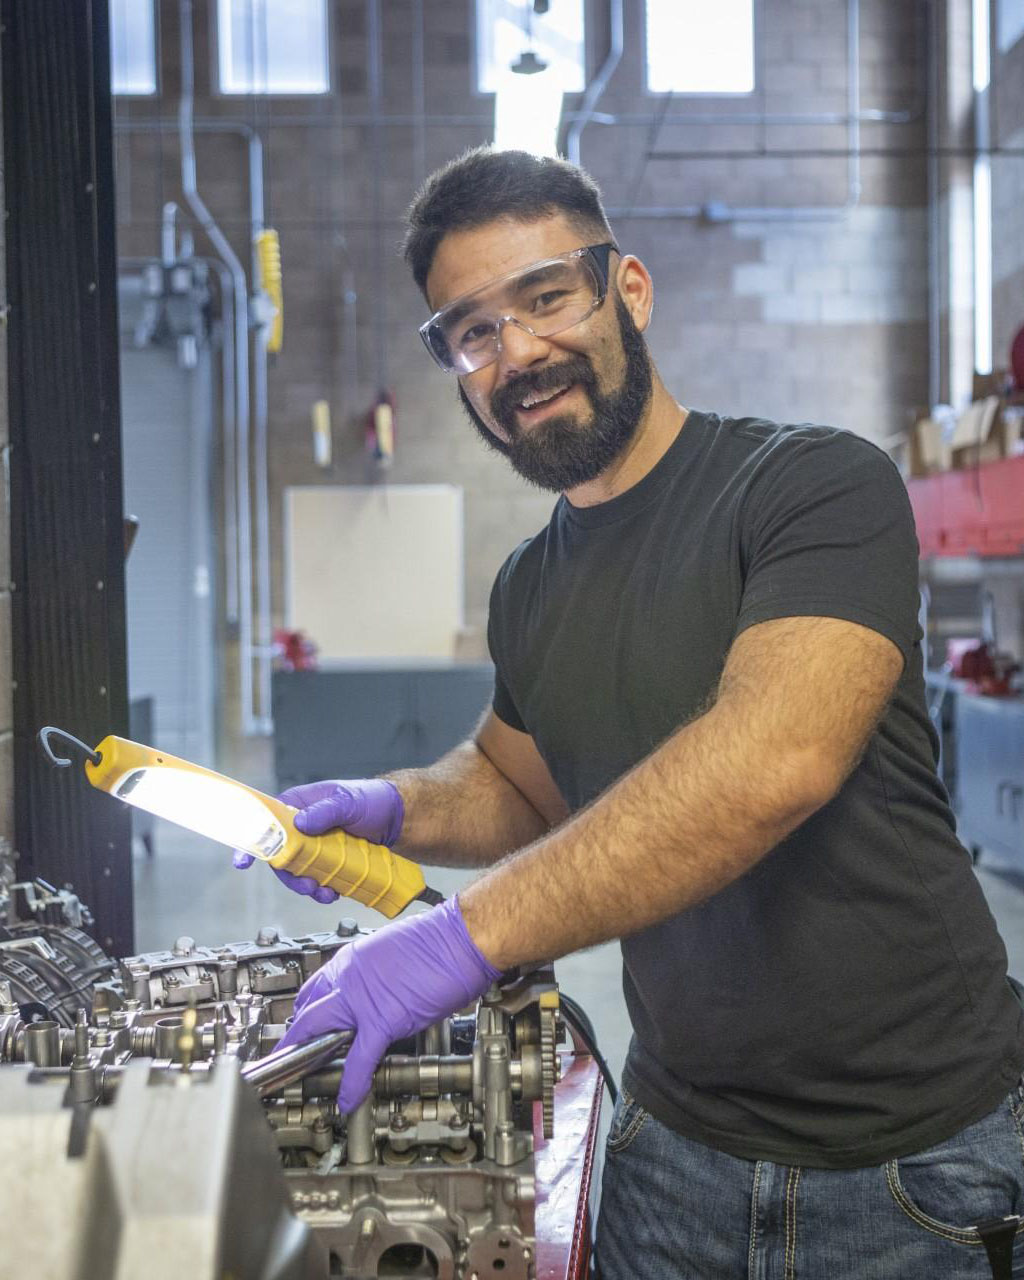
494, 316, 551, 378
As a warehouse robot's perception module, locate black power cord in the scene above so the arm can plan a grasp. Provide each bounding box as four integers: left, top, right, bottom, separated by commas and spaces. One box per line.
560, 991, 618, 1105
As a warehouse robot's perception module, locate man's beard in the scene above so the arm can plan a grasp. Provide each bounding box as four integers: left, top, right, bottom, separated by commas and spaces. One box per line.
457, 293, 653, 493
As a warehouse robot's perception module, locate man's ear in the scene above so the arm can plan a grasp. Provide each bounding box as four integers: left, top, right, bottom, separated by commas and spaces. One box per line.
614, 254, 654, 332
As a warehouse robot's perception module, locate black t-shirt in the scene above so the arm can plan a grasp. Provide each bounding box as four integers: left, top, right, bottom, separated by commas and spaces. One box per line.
487, 410, 1024, 1169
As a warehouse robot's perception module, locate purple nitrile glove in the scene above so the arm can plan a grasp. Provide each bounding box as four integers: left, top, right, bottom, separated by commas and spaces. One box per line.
232, 779, 405, 905
275, 896, 501, 1113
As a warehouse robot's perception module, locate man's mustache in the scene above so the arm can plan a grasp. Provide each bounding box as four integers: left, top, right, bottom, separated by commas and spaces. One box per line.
491, 356, 596, 432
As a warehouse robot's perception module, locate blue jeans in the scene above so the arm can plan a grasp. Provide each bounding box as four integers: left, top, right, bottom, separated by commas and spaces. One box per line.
595, 1083, 1024, 1279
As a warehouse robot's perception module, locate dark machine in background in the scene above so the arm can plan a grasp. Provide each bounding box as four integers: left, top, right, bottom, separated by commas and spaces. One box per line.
2, 0, 134, 953
0, 839, 115, 1028
922, 580, 1024, 872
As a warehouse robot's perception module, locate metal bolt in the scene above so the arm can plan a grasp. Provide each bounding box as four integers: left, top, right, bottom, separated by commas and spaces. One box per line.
256, 926, 280, 946
336, 918, 359, 937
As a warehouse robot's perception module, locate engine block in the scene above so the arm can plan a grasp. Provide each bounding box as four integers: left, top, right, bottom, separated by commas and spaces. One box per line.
0, 917, 563, 1280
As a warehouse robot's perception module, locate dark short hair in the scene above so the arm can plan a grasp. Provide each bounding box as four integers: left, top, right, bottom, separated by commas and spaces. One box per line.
403, 146, 614, 297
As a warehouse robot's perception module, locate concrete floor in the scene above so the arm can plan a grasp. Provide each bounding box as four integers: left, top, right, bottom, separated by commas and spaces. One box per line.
132, 823, 1024, 1105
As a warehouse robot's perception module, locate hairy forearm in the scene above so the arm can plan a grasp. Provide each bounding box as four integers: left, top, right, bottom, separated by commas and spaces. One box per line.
385, 740, 550, 868
459, 699, 827, 968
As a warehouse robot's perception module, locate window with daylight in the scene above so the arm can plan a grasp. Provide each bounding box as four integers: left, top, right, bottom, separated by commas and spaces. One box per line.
110, 0, 157, 95
476, 0, 585, 94
477, 0, 585, 156
217, 0, 330, 95
646, 0, 755, 95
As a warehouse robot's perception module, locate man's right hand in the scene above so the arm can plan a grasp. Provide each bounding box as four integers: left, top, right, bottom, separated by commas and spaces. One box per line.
232, 779, 405, 903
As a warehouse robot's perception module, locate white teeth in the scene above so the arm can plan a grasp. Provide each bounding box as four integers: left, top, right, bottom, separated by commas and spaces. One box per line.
520, 385, 568, 410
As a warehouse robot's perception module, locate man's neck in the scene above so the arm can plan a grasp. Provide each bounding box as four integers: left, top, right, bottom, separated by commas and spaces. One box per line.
564, 379, 688, 508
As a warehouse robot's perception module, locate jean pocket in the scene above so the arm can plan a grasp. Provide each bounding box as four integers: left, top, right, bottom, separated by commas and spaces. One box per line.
606, 1088, 650, 1155
1011, 1077, 1024, 1127
884, 1097, 1024, 1247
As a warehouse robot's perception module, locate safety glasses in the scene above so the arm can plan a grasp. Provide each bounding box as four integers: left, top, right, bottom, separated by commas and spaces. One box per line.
419, 242, 618, 375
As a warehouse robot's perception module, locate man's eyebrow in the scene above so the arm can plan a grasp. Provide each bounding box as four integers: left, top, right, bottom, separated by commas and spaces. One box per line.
509, 261, 572, 296
438, 260, 573, 329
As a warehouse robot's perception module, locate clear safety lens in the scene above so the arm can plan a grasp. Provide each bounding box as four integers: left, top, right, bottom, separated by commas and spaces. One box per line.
421, 243, 616, 375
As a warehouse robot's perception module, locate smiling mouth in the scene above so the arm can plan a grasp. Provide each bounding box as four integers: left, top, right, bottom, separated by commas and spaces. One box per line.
516, 384, 575, 418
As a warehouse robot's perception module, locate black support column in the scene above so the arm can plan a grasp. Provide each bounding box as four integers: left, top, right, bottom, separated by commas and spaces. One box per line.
2, 0, 133, 954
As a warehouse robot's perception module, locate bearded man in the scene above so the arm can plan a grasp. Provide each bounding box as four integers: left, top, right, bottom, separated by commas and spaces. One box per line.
239, 149, 1024, 1279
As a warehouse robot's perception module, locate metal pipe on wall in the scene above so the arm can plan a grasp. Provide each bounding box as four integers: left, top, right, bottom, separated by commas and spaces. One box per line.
367, 0, 388, 397
335, 235, 360, 424
250, 192, 273, 734
209, 261, 239, 630
926, 0, 942, 407
158, 204, 240, 625
161, 201, 180, 267
564, 0, 624, 166
412, 0, 427, 188
178, 0, 256, 735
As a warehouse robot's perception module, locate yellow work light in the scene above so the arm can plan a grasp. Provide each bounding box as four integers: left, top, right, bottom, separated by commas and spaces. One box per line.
38, 728, 440, 919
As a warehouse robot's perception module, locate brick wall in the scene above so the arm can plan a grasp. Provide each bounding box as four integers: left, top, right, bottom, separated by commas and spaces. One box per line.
113, 0, 944, 656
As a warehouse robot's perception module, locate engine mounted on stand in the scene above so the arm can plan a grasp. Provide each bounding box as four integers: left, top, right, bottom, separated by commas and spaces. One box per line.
0, 884, 575, 1280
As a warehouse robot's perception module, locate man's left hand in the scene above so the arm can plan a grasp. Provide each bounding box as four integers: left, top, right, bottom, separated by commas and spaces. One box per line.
275, 897, 501, 1112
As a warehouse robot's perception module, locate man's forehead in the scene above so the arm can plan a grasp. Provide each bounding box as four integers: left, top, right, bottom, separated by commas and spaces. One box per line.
424, 213, 589, 311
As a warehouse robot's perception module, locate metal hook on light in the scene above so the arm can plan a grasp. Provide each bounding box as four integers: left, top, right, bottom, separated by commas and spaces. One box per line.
37, 726, 102, 769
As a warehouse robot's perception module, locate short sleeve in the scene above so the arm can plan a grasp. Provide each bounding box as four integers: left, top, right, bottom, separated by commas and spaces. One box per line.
735, 432, 920, 662
487, 569, 528, 732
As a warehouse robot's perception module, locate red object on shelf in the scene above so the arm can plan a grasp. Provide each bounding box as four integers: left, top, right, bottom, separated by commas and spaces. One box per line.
272, 628, 318, 671
906, 455, 1024, 557
534, 1052, 604, 1279
946, 638, 1020, 696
